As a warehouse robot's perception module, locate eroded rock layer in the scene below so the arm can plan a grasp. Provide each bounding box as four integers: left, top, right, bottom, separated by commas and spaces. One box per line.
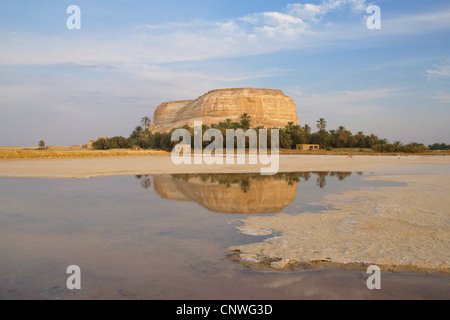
150, 88, 298, 132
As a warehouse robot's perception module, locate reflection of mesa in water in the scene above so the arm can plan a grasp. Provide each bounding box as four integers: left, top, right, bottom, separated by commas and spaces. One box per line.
153, 173, 297, 214
152, 172, 354, 214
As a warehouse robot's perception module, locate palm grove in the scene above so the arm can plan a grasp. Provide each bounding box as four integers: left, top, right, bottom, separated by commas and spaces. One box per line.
92, 114, 446, 153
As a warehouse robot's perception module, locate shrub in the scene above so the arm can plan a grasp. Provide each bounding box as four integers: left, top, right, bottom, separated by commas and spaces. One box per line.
372, 142, 428, 153
108, 136, 132, 149
428, 143, 450, 150
92, 138, 110, 150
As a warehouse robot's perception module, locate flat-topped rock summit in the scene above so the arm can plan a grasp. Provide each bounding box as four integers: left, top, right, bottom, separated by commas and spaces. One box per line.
150, 88, 298, 132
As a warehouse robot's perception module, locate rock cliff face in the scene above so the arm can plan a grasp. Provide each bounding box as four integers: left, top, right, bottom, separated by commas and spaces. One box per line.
153, 174, 297, 214
150, 88, 298, 132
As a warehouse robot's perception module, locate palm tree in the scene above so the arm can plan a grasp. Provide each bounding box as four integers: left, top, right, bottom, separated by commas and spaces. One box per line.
303, 124, 311, 135
314, 118, 328, 148
336, 126, 350, 148
140, 116, 151, 130
239, 113, 251, 130
285, 121, 294, 134
280, 130, 293, 149
132, 125, 143, 138
393, 140, 403, 152
316, 118, 327, 131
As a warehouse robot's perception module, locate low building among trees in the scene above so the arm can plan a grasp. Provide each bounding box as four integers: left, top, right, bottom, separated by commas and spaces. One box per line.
296, 144, 320, 151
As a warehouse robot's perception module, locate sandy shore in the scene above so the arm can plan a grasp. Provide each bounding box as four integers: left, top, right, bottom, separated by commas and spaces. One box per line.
0, 155, 449, 179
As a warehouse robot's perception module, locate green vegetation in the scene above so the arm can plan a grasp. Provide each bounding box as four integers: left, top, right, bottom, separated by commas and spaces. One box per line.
428, 143, 450, 150
38, 140, 45, 149
239, 113, 251, 130
92, 115, 444, 154
372, 142, 428, 153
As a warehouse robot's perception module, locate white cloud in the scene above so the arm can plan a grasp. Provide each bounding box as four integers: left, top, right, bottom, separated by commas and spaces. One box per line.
247, 11, 306, 38
426, 63, 450, 81
287, 3, 326, 22
260, 12, 305, 25
287, 0, 367, 22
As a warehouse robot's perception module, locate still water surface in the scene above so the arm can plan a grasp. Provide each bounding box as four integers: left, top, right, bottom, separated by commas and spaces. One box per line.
0, 172, 448, 299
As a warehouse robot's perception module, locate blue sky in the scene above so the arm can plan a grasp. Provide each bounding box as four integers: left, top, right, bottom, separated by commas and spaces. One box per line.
0, 0, 449, 146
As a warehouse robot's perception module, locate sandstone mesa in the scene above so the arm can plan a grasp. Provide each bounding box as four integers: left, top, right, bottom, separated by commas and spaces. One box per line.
149, 88, 299, 132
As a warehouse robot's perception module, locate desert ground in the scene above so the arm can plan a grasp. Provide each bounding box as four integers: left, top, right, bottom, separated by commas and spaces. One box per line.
0, 149, 448, 178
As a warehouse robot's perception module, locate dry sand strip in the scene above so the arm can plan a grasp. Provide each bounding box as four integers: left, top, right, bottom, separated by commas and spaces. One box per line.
229, 173, 450, 273
0, 155, 449, 179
